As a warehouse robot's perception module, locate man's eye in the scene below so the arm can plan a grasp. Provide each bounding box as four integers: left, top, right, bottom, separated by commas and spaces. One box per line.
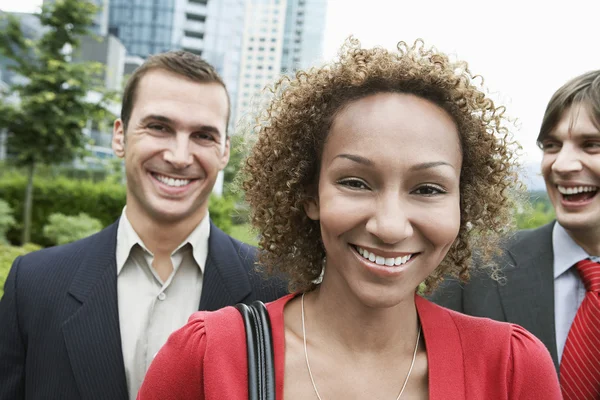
541, 141, 560, 151
585, 141, 600, 149
338, 179, 369, 190
193, 133, 215, 141
148, 124, 166, 131
413, 185, 446, 196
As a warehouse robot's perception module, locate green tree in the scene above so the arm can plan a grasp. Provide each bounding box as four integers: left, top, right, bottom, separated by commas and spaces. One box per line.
0, 0, 115, 244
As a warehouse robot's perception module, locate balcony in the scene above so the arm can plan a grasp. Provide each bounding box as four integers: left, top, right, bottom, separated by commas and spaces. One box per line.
184, 20, 205, 33
181, 36, 204, 51
185, 2, 207, 16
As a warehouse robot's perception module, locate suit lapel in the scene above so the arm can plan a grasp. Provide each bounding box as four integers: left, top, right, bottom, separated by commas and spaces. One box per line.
62, 222, 128, 399
199, 223, 252, 311
497, 222, 559, 368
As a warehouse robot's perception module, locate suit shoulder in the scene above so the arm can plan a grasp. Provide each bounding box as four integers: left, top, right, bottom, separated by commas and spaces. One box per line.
505, 222, 554, 248
227, 234, 258, 261
11, 223, 117, 276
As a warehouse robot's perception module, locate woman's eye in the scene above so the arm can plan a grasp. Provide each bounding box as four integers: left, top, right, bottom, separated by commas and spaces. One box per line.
338, 179, 369, 190
413, 185, 446, 196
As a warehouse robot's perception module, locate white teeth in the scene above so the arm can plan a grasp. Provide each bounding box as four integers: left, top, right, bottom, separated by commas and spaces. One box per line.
355, 246, 413, 266
154, 174, 191, 187
558, 185, 597, 195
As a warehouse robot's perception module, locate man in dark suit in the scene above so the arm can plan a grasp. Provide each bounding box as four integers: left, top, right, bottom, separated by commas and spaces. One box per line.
431, 70, 600, 397
0, 51, 288, 400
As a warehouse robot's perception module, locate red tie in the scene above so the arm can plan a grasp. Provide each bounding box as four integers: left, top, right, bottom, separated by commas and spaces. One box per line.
560, 259, 600, 400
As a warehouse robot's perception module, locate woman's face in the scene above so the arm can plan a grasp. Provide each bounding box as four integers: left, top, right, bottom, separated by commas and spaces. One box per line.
305, 92, 462, 307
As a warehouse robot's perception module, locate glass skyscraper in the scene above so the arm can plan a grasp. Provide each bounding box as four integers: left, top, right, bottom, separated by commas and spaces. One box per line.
108, 0, 177, 58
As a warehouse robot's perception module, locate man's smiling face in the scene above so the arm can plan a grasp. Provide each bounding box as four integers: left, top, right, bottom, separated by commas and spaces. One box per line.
112, 68, 230, 225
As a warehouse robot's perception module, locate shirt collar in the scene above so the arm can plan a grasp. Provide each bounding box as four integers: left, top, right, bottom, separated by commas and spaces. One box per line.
115, 207, 211, 275
552, 222, 591, 279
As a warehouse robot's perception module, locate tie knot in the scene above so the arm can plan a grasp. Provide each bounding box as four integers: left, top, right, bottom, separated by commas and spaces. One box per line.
575, 259, 600, 292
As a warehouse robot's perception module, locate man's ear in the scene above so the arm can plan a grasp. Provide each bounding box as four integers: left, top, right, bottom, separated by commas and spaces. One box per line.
219, 136, 231, 170
304, 197, 320, 221
112, 119, 126, 158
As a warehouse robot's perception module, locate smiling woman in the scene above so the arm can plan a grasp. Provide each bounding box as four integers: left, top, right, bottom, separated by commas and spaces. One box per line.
137, 38, 562, 400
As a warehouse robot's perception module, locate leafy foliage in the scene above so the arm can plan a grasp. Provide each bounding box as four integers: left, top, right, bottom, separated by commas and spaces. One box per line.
43, 212, 103, 245
0, 199, 16, 244
223, 134, 249, 197
208, 194, 236, 235
0, 243, 41, 298
0, 173, 237, 246
0, 173, 125, 246
0, 0, 117, 243
514, 191, 555, 230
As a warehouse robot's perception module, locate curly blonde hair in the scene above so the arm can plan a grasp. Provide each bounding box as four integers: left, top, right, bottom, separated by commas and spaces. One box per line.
242, 38, 520, 293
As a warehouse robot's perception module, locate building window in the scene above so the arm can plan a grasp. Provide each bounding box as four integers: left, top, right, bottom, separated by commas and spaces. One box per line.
184, 30, 204, 39
186, 13, 206, 22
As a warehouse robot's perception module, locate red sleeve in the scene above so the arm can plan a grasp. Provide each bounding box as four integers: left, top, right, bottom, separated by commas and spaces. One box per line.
137, 312, 207, 400
508, 324, 562, 399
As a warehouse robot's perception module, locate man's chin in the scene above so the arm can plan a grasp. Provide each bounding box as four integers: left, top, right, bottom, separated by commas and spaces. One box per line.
556, 212, 599, 233
147, 202, 206, 224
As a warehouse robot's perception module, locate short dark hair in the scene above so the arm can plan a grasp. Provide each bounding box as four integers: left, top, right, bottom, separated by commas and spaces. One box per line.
537, 70, 600, 146
121, 50, 230, 132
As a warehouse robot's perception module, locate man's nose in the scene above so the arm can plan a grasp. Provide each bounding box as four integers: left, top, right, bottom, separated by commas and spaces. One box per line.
164, 135, 193, 169
552, 144, 583, 175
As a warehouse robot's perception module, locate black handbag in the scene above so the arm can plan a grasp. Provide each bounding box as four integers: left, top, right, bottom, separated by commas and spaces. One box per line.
235, 301, 276, 400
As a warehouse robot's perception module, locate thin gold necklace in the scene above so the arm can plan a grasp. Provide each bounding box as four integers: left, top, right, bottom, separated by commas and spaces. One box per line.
301, 293, 422, 400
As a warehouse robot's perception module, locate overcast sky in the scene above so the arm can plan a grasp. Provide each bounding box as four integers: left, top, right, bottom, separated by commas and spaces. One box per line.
2, 0, 599, 167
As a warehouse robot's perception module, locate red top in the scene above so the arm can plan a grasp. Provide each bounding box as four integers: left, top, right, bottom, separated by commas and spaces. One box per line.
138, 294, 561, 399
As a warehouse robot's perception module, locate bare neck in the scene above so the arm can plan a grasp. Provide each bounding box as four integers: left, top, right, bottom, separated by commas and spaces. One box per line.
307, 276, 420, 354
124, 206, 207, 259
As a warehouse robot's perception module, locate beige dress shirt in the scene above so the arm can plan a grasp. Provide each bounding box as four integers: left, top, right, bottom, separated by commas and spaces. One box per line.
116, 208, 209, 399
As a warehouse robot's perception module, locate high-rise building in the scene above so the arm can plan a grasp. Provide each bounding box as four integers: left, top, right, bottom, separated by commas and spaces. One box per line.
235, 0, 286, 123
108, 0, 179, 58
281, 0, 327, 73
108, 0, 246, 126
235, 0, 327, 123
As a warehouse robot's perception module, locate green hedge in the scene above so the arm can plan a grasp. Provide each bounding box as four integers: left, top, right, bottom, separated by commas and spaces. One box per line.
0, 174, 235, 246
0, 243, 42, 298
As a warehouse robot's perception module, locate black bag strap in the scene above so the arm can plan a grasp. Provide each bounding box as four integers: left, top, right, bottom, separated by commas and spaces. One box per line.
235, 301, 276, 400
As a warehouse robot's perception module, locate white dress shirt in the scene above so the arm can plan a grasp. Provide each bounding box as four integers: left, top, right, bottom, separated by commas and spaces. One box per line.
552, 222, 595, 362
116, 208, 209, 399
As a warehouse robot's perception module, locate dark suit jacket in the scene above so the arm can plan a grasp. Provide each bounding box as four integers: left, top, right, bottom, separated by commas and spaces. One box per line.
0, 220, 288, 400
429, 222, 559, 370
